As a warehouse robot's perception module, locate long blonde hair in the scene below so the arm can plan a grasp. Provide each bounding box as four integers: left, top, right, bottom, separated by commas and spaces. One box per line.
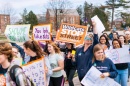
92, 44, 106, 63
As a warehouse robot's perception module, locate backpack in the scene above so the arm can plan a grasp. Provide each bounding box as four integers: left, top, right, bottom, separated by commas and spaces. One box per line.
9, 65, 34, 86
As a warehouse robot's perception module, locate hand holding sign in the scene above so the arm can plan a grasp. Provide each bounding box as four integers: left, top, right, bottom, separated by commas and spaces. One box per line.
91, 15, 105, 34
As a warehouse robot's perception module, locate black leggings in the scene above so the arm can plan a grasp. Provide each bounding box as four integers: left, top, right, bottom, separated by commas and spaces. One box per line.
49, 75, 64, 86
65, 69, 76, 86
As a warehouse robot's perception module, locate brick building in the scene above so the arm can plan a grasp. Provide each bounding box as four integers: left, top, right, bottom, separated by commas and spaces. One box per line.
0, 14, 10, 33
46, 9, 80, 31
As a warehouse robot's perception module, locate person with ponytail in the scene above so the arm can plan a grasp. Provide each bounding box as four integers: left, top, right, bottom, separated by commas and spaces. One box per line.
23, 40, 52, 86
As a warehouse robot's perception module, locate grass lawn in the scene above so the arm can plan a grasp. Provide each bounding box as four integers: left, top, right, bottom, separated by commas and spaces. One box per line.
0, 35, 8, 41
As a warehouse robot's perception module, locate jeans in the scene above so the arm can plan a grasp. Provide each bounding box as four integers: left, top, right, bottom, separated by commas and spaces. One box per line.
128, 63, 130, 78
115, 69, 128, 86
65, 69, 76, 86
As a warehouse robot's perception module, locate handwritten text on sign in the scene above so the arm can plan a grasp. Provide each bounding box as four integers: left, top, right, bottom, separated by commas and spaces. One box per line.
0, 75, 6, 86
4, 25, 30, 42
22, 58, 44, 86
56, 23, 88, 47
105, 45, 130, 64
33, 24, 51, 41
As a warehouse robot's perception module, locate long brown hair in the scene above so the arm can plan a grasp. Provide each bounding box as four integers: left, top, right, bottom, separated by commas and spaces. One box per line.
112, 39, 122, 49
48, 41, 61, 54
0, 43, 13, 62
23, 40, 46, 59
92, 44, 106, 63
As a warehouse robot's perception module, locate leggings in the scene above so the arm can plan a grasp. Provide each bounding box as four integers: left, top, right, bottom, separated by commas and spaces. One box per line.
65, 69, 76, 86
49, 75, 64, 86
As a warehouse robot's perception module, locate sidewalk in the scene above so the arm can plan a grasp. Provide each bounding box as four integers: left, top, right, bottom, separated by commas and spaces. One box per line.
64, 76, 130, 86
64, 77, 81, 86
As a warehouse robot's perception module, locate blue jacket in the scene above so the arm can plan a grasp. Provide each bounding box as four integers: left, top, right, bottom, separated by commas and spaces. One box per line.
91, 58, 118, 78
75, 34, 98, 79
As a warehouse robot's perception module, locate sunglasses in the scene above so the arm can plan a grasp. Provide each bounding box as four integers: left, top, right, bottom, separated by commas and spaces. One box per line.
84, 37, 92, 40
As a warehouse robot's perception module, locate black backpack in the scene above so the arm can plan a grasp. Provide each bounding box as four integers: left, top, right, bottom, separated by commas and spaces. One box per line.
9, 65, 34, 86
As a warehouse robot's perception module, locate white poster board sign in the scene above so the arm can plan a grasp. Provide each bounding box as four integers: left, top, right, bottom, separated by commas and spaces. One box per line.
33, 24, 51, 41
22, 58, 45, 86
4, 24, 30, 42
91, 15, 105, 34
105, 45, 130, 64
81, 66, 121, 86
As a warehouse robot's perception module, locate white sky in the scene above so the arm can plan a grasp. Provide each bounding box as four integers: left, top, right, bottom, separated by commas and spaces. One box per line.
0, 0, 106, 18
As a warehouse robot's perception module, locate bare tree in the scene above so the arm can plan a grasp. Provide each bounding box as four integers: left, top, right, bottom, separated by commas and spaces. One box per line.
46, 0, 73, 30
0, 3, 18, 24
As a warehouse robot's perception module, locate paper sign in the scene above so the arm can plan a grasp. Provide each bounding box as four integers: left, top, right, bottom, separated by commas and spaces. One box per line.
56, 23, 88, 47
4, 24, 30, 42
72, 50, 76, 55
22, 58, 45, 86
33, 24, 52, 41
105, 45, 130, 64
0, 75, 6, 86
81, 66, 121, 86
91, 15, 105, 34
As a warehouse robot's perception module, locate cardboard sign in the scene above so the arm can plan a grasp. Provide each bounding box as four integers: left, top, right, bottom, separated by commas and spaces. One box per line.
4, 24, 30, 42
33, 24, 52, 41
56, 23, 88, 47
0, 75, 6, 86
22, 57, 45, 86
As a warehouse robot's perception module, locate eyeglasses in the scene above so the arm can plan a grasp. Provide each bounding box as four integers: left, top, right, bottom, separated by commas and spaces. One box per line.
100, 39, 106, 40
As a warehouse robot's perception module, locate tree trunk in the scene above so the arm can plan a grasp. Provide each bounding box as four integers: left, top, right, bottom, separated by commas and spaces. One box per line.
111, 0, 114, 29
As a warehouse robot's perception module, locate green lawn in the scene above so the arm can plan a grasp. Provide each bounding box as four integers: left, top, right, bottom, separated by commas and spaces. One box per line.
0, 35, 7, 40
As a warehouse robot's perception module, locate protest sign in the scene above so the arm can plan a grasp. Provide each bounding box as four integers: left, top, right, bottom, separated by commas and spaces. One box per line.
91, 15, 105, 34
105, 45, 130, 64
56, 23, 88, 47
33, 24, 52, 41
81, 66, 121, 86
0, 75, 6, 86
22, 57, 45, 86
4, 24, 30, 42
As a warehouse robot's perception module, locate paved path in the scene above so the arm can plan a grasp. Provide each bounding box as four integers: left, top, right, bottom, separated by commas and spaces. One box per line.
64, 76, 130, 86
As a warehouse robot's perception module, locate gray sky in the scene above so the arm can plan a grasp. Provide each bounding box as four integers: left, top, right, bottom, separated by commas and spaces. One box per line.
0, 0, 106, 18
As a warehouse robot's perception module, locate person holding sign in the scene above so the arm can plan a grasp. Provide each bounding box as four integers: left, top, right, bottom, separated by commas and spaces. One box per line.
47, 41, 64, 86
112, 39, 128, 86
23, 40, 53, 86
62, 43, 76, 86
0, 43, 31, 86
90, 44, 117, 78
75, 21, 98, 84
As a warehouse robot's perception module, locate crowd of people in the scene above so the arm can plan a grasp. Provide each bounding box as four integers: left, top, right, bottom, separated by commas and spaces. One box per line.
0, 21, 130, 86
